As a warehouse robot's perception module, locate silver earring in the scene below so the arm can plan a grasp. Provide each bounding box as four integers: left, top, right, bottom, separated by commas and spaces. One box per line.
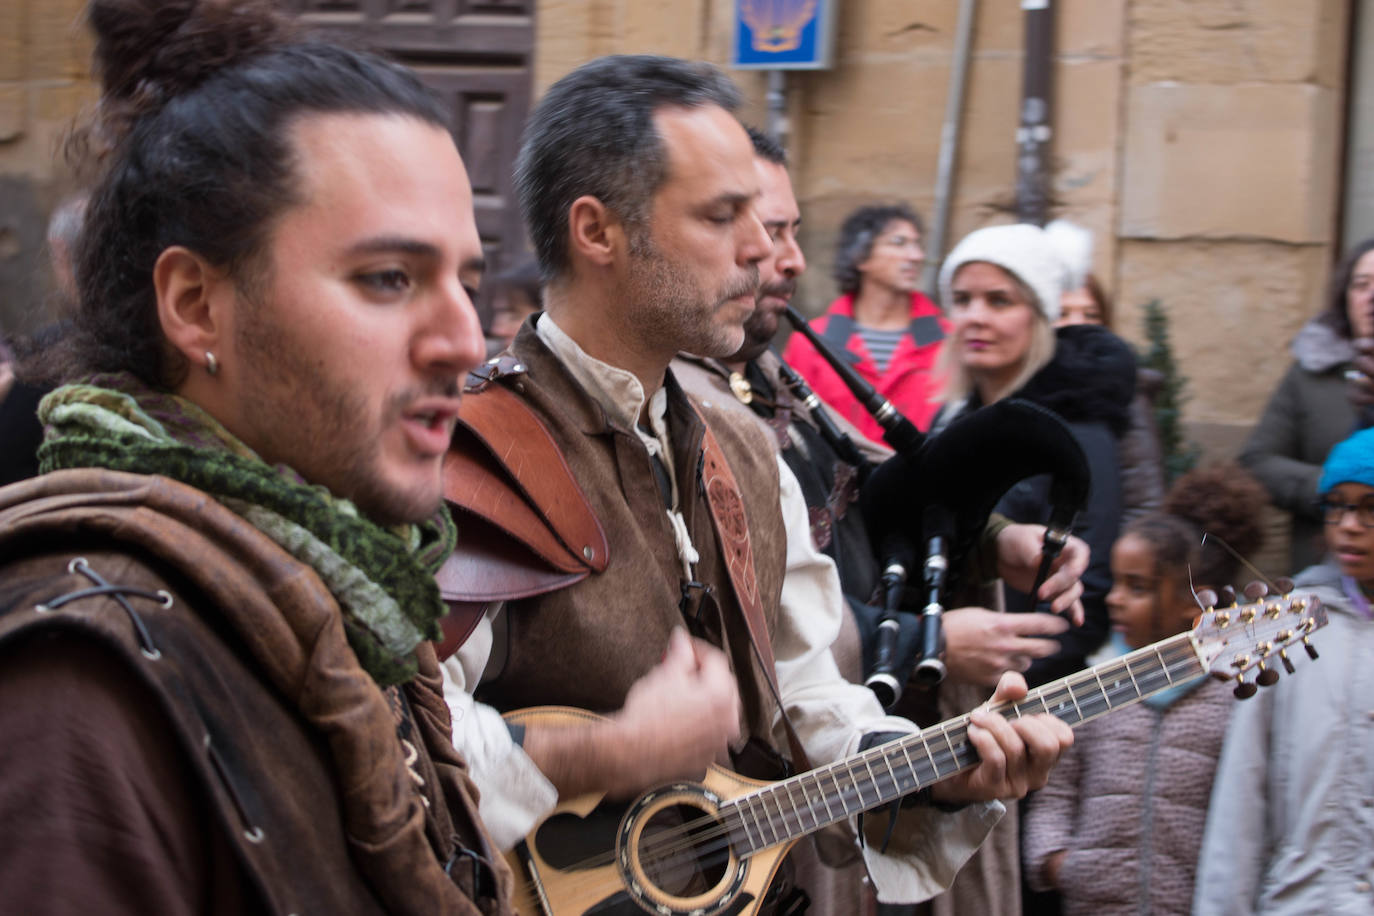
205, 351, 219, 376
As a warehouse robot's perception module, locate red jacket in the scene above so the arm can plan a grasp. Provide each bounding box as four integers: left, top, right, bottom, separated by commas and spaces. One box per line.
781, 292, 948, 440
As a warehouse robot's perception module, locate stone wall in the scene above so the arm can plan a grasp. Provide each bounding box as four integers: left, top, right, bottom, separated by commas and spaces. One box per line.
1115, 0, 1348, 446
0, 0, 93, 338
1112, 0, 1350, 573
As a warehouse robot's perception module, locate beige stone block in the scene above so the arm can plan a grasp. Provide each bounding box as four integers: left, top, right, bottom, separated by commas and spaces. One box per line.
533, 0, 621, 95
1054, 57, 1122, 205
949, 54, 1022, 204
831, 0, 975, 59
31, 80, 92, 124
705, 0, 740, 64
0, 84, 24, 143
1312, 0, 1353, 89
1128, 0, 1348, 87
967, 0, 1025, 56
794, 55, 951, 197
1053, 55, 1123, 288
1120, 83, 1341, 244
0, 81, 95, 180
621, 0, 704, 60
1115, 239, 1332, 425
1185, 419, 1258, 465
535, 0, 739, 92
0, 0, 26, 83
28, 0, 88, 81
1058, 0, 1126, 59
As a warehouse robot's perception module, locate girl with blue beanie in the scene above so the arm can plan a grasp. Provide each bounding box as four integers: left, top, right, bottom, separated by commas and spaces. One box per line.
1195, 427, 1374, 915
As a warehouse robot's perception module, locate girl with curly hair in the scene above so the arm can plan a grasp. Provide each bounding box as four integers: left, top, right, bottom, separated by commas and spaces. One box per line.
1022, 463, 1267, 916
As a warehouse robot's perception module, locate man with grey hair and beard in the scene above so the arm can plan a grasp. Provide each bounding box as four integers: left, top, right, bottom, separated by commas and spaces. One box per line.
676, 125, 1094, 916
439, 54, 1079, 912
673, 128, 1079, 696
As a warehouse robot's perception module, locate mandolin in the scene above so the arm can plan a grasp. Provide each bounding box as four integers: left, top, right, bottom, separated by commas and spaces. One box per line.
504, 586, 1327, 916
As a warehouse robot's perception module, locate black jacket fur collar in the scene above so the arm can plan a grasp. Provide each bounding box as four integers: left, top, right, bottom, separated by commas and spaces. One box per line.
1012, 324, 1137, 438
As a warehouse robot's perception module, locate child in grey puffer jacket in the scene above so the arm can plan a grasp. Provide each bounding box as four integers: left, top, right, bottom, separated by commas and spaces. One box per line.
1023, 464, 1267, 916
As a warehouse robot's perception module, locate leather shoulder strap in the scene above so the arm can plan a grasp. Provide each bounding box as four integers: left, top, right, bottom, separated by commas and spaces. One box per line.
696, 413, 812, 773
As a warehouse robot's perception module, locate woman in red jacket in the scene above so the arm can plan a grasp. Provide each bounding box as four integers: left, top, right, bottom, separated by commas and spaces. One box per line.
782, 203, 948, 438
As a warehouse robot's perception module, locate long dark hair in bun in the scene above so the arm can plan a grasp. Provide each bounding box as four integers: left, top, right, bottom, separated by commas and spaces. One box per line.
59, 0, 449, 388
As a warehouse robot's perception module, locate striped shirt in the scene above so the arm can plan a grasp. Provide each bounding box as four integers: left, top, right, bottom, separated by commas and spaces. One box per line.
853, 325, 905, 372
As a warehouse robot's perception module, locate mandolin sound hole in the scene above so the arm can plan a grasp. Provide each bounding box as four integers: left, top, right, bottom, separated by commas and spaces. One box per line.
634, 802, 731, 898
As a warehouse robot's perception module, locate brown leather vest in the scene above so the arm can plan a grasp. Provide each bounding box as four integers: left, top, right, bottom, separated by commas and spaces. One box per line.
469, 328, 788, 752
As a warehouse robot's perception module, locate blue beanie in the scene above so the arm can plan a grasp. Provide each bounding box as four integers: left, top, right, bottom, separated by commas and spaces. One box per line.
1318, 427, 1374, 494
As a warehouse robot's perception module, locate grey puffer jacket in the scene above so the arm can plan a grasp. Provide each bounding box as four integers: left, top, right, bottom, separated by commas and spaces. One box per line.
1194, 563, 1374, 915
1240, 318, 1357, 572
1022, 669, 1233, 916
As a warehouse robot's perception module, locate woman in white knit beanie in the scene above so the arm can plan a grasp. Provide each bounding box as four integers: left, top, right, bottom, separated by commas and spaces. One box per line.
935, 221, 1084, 406
922, 220, 1136, 916
929, 218, 1136, 686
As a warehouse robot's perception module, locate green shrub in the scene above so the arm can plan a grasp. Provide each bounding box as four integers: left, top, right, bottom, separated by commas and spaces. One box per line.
1141, 299, 1201, 484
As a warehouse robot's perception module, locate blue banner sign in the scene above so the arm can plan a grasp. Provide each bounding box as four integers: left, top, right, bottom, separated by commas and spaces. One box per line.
732, 0, 836, 70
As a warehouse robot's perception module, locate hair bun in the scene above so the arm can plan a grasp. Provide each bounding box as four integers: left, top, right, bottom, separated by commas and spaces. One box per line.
88, 0, 292, 112
1164, 462, 1268, 560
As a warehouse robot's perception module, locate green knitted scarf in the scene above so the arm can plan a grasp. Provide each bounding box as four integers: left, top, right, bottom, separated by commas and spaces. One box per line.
37, 374, 457, 687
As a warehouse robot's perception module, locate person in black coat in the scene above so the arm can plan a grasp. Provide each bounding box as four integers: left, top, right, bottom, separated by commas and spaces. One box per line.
933, 223, 1135, 687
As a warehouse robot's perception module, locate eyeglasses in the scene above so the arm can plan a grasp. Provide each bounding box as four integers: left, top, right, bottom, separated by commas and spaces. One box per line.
1319, 495, 1374, 528
878, 234, 922, 252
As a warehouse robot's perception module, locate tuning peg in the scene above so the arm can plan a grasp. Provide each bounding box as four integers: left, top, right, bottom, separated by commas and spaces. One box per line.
1279, 649, 1296, 675
1274, 576, 1295, 595
1303, 637, 1319, 660
1256, 662, 1279, 687
1233, 674, 1257, 699
1219, 586, 1237, 607
1244, 581, 1269, 602
1195, 588, 1218, 609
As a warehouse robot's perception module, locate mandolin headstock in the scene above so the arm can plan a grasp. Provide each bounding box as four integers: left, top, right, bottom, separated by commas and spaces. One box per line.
1190, 580, 1328, 699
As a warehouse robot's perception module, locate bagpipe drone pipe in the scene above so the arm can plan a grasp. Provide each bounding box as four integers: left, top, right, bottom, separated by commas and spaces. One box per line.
858, 399, 1091, 706
781, 306, 1090, 708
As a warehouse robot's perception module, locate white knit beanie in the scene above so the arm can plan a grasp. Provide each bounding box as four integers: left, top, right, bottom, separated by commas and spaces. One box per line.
937, 220, 1091, 324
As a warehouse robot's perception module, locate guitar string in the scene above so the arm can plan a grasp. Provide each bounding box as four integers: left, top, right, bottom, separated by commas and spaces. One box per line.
620, 641, 1205, 871
572, 642, 1205, 884
518, 642, 1213, 903
526, 600, 1315, 908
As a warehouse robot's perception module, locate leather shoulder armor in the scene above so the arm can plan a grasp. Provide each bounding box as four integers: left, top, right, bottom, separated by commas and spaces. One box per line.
436, 359, 610, 656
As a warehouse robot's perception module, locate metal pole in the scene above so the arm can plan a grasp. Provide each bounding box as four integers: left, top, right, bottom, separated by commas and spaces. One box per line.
1015, 0, 1055, 226
922, 0, 978, 296
766, 69, 789, 155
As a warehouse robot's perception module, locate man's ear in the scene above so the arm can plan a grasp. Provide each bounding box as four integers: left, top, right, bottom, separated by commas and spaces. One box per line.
153, 245, 227, 373
567, 195, 625, 268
